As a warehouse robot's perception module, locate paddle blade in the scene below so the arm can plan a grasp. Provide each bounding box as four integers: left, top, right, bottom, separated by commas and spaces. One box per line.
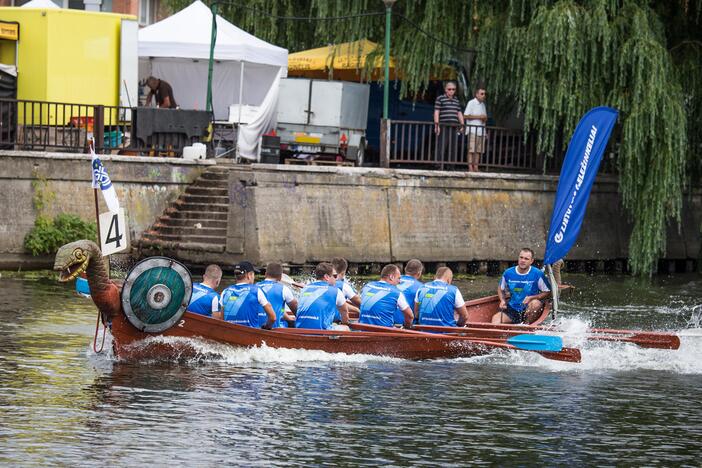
507, 334, 563, 352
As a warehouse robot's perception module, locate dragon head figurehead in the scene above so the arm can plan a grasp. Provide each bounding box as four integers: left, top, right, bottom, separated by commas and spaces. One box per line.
54, 240, 122, 323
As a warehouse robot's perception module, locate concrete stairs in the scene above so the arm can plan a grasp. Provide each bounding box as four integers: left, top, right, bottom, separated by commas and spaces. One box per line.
137, 165, 230, 259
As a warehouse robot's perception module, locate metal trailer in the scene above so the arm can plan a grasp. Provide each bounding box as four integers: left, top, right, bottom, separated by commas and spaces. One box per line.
276, 78, 370, 164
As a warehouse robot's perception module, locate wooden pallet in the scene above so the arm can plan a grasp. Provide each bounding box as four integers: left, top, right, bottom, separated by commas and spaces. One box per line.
284, 158, 354, 167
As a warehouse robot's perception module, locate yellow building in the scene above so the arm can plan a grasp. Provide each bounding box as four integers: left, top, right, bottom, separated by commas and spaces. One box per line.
0, 6, 136, 124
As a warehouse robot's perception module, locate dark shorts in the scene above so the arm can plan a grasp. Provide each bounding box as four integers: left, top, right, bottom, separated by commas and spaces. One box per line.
502, 305, 525, 324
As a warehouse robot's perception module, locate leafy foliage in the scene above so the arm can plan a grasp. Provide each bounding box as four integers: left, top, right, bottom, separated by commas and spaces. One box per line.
24, 214, 97, 256
164, 0, 702, 274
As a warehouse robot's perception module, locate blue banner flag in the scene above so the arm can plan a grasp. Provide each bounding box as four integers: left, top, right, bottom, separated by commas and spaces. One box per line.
543, 107, 618, 265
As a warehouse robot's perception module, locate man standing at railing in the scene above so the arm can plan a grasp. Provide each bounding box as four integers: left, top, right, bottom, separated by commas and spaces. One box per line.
434, 81, 464, 167
464, 86, 487, 172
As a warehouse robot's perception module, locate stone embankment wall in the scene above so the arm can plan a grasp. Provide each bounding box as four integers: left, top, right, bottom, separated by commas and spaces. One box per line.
227, 165, 700, 267
1, 151, 699, 270
0, 151, 211, 269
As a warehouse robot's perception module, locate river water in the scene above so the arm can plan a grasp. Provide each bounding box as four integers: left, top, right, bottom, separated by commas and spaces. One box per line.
1, 273, 701, 466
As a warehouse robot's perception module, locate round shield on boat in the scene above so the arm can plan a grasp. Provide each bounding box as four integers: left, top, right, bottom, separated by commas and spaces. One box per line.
121, 257, 192, 333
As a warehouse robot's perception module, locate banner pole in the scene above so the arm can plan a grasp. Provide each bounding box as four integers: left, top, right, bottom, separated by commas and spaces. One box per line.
547, 264, 558, 320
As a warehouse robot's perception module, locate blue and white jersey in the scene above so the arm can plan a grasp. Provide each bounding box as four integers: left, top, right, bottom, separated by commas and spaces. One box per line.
296, 281, 346, 330
221, 283, 269, 328
359, 280, 410, 327
395, 275, 423, 325
257, 279, 296, 328
334, 278, 358, 322
415, 280, 465, 327
500, 266, 550, 311
187, 283, 220, 317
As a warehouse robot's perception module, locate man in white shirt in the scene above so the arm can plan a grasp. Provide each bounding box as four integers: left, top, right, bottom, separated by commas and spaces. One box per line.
464, 87, 487, 172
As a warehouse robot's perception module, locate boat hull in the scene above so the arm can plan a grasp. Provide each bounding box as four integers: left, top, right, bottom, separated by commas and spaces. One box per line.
110, 312, 502, 361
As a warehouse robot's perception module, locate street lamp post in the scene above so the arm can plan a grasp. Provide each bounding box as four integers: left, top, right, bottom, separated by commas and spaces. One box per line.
382, 0, 396, 120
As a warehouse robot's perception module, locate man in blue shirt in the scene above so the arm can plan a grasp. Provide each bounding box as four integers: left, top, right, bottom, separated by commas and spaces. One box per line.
187, 264, 222, 317
257, 262, 298, 328
415, 267, 469, 327
395, 258, 424, 325
221, 261, 276, 329
493, 248, 551, 324
359, 264, 413, 328
296, 262, 349, 330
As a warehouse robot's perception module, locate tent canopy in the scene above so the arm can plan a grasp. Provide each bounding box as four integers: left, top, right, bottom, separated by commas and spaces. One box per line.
288, 39, 397, 81
138, 0, 287, 121
288, 39, 456, 82
138, 0, 287, 67
21, 0, 60, 8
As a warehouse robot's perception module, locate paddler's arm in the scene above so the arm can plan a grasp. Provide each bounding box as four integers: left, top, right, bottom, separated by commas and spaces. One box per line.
454, 289, 468, 327
349, 294, 361, 308
455, 305, 469, 327
282, 286, 298, 314
338, 303, 350, 325
401, 307, 413, 329
497, 279, 507, 310
397, 294, 413, 328
262, 303, 275, 329
332, 288, 350, 325
211, 295, 223, 320
346, 302, 360, 316
523, 290, 551, 305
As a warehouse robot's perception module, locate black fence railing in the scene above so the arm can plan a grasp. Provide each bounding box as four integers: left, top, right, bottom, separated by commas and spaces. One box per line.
0, 98, 209, 156
379, 119, 618, 175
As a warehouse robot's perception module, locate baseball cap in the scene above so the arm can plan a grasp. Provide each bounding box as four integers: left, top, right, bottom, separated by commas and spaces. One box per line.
233, 261, 259, 275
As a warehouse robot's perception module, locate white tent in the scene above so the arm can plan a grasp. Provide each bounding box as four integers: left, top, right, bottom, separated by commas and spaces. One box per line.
138, 0, 288, 158
21, 0, 60, 8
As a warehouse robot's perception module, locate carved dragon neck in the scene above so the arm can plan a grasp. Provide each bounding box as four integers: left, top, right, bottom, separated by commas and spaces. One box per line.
54, 240, 122, 322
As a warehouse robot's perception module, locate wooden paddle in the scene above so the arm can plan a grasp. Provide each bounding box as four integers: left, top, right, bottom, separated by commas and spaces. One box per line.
451, 322, 681, 350
350, 323, 581, 363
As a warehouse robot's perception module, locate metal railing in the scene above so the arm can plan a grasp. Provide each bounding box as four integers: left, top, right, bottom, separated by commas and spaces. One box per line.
0, 98, 200, 156
379, 119, 617, 174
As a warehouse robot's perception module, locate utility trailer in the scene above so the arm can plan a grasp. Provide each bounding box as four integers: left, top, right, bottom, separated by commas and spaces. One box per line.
276, 78, 370, 164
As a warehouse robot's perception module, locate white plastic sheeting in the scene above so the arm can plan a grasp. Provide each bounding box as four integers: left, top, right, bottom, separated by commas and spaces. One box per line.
237, 69, 282, 160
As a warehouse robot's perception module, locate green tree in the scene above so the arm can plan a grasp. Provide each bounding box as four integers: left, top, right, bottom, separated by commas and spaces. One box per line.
167, 0, 701, 274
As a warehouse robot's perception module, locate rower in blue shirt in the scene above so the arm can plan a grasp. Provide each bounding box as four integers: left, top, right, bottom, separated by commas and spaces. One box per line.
359, 264, 413, 328
257, 262, 298, 328
331, 257, 361, 321
221, 261, 276, 329
415, 267, 469, 327
494, 248, 551, 324
187, 264, 222, 318
395, 258, 424, 325
296, 262, 349, 330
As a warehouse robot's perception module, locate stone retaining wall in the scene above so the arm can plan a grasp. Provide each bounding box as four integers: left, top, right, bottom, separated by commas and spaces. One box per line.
1, 152, 699, 270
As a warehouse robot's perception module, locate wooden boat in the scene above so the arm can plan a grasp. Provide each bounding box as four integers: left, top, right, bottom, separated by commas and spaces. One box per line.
109, 311, 579, 362
54, 240, 580, 363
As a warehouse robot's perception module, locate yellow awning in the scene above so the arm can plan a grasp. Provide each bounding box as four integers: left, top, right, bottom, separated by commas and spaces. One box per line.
288, 39, 456, 82
288, 39, 399, 81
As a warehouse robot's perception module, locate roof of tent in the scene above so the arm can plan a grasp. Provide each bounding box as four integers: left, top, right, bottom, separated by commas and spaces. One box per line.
21, 0, 60, 8
138, 0, 287, 68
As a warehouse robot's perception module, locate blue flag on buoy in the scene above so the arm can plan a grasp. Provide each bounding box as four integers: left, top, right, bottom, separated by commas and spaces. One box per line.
543, 107, 618, 265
